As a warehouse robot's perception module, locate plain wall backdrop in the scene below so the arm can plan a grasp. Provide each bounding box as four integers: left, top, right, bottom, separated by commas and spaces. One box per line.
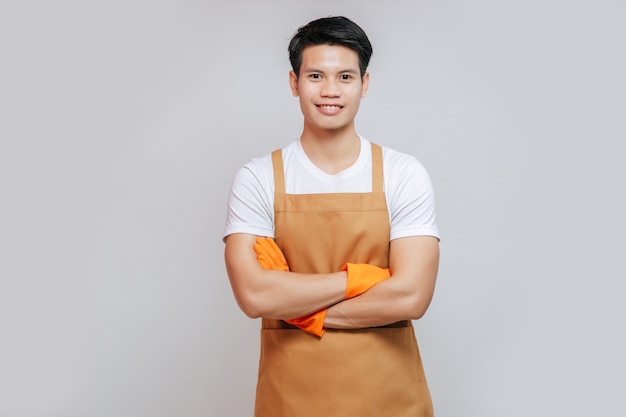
1, 0, 625, 416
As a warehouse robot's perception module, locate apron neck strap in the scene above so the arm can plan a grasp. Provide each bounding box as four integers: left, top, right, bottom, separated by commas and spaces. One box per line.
271, 142, 384, 194
371, 143, 383, 193
272, 149, 286, 193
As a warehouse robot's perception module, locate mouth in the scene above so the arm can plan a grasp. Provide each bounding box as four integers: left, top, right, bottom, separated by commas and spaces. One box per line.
316, 104, 344, 110
316, 104, 344, 115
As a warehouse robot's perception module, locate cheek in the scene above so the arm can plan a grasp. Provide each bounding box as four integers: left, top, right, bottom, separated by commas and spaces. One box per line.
298, 84, 317, 99
349, 87, 365, 101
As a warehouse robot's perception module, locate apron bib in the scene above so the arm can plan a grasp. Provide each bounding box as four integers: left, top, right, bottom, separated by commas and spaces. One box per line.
254, 143, 433, 417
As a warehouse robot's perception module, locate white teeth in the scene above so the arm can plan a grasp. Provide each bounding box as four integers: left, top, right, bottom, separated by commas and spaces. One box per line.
320, 105, 341, 109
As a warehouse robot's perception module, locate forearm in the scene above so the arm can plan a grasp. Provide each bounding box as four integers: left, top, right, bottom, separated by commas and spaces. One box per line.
225, 233, 347, 319
323, 275, 431, 328
240, 269, 346, 319
325, 236, 439, 329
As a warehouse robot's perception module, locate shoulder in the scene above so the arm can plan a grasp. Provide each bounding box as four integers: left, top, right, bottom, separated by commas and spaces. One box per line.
235, 153, 273, 184
379, 144, 432, 184
381, 144, 425, 168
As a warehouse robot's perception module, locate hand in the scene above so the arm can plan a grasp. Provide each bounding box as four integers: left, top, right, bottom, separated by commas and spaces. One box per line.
254, 237, 289, 271
285, 310, 327, 337
254, 237, 326, 337
342, 263, 391, 299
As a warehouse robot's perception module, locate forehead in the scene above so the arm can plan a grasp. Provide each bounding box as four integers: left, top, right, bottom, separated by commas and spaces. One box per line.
300, 44, 360, 71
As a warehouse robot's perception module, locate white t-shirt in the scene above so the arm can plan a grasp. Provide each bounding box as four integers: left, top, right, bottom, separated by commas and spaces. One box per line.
223, 136, 439, 241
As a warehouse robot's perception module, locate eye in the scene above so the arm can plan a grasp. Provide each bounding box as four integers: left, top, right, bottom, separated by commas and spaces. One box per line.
309, 73, 322, 80
340, 74, 353, 81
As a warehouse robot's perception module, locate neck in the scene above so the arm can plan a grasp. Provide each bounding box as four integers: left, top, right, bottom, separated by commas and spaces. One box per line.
299, 125, 361, 175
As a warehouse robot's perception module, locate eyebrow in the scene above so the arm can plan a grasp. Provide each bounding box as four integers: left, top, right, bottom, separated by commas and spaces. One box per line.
303, 68, 359, 74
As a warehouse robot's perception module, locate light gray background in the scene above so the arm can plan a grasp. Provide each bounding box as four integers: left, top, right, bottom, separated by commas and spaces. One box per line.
1, 0, 625, 416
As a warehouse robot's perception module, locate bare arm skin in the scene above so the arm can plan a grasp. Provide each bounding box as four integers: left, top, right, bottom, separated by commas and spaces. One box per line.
224, 233, 347, 319
323, 236, 439, 328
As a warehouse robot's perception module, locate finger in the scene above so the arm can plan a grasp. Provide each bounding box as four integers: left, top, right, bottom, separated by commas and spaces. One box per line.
264, 237, 288, 266
256, 254, 272, 270
254, 240, 269, 257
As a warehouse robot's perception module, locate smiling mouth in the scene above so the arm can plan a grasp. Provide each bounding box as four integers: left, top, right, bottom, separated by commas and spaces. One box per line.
316, 104, 344, 110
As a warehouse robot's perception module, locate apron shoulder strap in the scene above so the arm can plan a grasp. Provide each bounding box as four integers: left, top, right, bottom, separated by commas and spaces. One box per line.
271, 149, 285, 193
371, 143, 384, 193
273, 145, 382, 193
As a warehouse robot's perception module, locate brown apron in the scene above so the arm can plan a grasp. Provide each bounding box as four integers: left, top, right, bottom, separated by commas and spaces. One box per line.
254, 143, 433, 417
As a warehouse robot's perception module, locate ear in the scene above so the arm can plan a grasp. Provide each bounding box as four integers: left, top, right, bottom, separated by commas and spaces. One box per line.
361, 72, 370, 98
289, 70, 299, 97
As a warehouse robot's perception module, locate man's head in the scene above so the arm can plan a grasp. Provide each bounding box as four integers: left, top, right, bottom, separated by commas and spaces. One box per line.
288, 16, 373, 79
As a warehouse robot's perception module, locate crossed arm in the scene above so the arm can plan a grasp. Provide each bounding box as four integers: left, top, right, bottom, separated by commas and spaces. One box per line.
224, 233, 439, 328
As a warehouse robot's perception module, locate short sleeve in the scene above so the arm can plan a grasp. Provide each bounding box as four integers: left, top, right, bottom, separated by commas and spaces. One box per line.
384, 149, 439, 241
223, 156, 275, 240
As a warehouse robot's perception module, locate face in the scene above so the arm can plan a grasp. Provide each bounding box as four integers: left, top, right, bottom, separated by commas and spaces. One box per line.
289, 44, 369, 135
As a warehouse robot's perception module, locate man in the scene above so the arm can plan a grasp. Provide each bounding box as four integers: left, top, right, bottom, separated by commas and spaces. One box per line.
223, 16, 440, 417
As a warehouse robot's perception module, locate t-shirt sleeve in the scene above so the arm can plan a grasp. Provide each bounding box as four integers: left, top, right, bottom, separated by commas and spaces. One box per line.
223, 157, 275, 240
385, 150, 440, 241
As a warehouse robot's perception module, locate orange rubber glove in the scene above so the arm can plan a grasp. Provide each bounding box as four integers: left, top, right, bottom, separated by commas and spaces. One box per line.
285, 310, 327, 337
254, 237, 289, 272
254, 237, 327, 337
342, 263, 391, 299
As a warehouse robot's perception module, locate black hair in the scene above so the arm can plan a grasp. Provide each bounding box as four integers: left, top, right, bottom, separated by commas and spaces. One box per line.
288, 16, 373, 79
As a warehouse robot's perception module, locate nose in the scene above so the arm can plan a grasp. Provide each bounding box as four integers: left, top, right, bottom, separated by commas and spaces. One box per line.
320, 79, 341, 97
